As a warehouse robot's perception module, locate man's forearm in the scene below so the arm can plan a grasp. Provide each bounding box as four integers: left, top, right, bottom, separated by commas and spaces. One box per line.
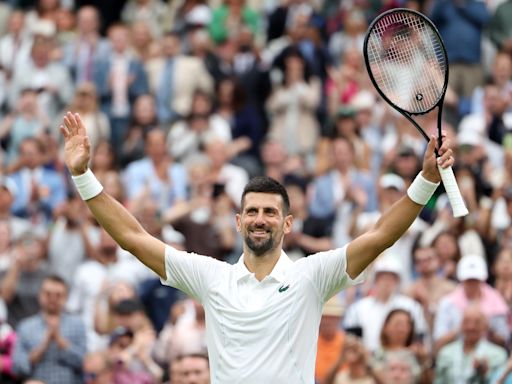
347, 196, 422, 278
85, 191, 166, 278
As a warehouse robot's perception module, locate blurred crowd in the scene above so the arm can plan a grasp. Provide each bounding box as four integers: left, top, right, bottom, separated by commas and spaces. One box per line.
0, 0, 511, 383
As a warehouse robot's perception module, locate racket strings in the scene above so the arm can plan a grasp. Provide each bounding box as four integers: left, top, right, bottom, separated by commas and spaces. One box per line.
367, 11, 446, 114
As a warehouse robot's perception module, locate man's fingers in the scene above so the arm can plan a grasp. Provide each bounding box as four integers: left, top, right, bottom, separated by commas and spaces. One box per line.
75, 113, 87, 136
438, 148, 454, 168
426, 135, 436, 156
438, 138, 451, 156
59, 125, 70, 140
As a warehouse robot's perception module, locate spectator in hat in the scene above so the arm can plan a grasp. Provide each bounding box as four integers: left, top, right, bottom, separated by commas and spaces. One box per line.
315, 295, 346, 383
435, 305, 507, 384
343, 256, 427, 352
433, 254, 509, 352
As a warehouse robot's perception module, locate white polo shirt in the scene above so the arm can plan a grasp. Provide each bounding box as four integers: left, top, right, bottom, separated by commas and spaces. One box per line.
161, 245, 363, 384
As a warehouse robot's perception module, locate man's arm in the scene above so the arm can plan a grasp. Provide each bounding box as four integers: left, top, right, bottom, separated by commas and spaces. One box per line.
346, 137, 453, 278
60, 112, 167, 279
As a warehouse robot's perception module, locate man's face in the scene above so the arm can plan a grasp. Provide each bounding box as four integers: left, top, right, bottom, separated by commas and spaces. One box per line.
414, 247, 438, 276
39, 279, 68, 315
462, 308, 486, 345
236, 193, 291, 257
180, 356, 210, 384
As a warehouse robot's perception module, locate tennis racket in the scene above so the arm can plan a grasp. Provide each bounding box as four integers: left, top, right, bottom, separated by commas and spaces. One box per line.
363, 8, 468, 218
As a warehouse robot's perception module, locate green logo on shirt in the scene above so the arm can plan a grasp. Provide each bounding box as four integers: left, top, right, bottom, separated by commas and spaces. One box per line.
278, 284, 290, 293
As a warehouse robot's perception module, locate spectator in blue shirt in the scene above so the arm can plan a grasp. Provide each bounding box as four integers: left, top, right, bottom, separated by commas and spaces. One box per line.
12, 275, 86, 384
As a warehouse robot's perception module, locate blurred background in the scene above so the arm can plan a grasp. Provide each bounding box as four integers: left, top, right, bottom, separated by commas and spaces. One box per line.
0, 0, 511, 383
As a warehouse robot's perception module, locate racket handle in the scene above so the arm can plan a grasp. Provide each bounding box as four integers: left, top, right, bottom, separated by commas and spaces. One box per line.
437, 165, 469, 218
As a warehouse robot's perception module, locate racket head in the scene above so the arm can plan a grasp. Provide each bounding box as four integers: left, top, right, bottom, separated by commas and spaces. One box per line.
363, 8, 448, 116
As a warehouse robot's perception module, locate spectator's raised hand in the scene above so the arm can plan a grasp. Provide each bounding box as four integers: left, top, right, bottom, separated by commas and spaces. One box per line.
60, 112, 91, 176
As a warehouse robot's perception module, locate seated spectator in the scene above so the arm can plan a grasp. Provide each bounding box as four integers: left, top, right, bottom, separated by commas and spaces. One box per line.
0, 309, 17, 384
129, 21, 160, 64
492, 248, 512, 309
315, 295, 345, 383
47, 193, 89, 286
163, 154, 237, 260
435, 305, 507, 383
0, 88, 49, 167
283, 175, 333, 260
266, 46, 321, 159
431, 230, 461, 281
58, 82, 110, 152
208, 0, 260, 45
203, 138, 249, 208
167, 89, 231, 164
434, 255, 509, 351
381, 350, 417, 384
110, 299, 163, 382
405, 245, 456, 330
9, 137, 67, 227
0, 176, 33, 244
123, 128, 188, 213
343, 257, 427, 352
119, 94, 158, 168
121, 0, 168, 39
370, 309, 423, 383
90, 139, 118, 183
94, 281, 137, 337
324, 334, 376, 384
82, 351, 113, 384
165, 300, 207, 362
169, 353, 210, 384
12, 275, 86, 384
0, 233, 49, 328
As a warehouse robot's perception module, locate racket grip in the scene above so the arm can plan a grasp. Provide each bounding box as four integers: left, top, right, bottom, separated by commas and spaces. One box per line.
437, 165, 469, 218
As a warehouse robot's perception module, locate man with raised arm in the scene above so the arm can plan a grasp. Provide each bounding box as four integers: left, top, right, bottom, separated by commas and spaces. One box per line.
60, 112, 454, 383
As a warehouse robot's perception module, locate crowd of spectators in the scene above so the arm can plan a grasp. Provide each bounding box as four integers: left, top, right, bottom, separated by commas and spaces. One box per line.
0, 0, 511, 383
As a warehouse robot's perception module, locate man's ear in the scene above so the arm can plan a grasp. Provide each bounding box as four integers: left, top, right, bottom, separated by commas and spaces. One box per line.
283, 214, 293, 234
235, 213, 242, 232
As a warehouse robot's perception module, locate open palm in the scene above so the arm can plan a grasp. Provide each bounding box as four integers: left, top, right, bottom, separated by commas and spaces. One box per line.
60, 112, 91, 176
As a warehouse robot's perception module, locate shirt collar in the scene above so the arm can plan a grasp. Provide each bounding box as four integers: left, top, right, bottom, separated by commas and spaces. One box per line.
234, 251, 294, 283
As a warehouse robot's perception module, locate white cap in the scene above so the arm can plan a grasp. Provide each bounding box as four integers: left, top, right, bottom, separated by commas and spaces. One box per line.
379, 173, 405, 191
350, 90, 375, 111
457, 129, 481, 147
374, 256, 402, 279
456, 254, 488, 281
185, 5, 212, 26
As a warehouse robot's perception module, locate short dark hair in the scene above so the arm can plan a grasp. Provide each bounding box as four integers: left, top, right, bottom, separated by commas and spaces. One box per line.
173, 352, 209, 366
44, 274, 69, 291
241, 177, 290, 215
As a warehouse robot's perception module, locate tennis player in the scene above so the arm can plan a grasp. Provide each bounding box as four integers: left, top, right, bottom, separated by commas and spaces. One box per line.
60, 111, 454, 383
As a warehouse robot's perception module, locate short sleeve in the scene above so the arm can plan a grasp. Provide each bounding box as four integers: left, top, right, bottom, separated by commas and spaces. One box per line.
160, 245, 226, 302
299, 245, 364, 302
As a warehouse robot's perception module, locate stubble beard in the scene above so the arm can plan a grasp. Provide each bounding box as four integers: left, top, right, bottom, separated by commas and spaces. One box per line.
245, 230, 275, 257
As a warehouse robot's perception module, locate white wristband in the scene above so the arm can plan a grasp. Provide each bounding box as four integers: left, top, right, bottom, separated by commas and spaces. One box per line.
71, 169, 103, 201
407, 172, 440, 206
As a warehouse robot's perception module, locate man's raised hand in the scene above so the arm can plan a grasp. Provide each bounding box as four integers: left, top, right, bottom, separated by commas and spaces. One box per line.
60, 111, 91, 176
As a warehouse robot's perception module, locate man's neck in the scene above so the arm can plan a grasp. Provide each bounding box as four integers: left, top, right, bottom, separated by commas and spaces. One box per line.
463, 339, 479, 353
350, 363, 367, 378
243, 248, 282, 281
375, 290, 393, 303
420, 273, 437, 285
